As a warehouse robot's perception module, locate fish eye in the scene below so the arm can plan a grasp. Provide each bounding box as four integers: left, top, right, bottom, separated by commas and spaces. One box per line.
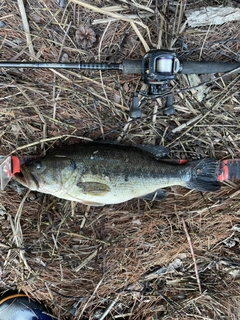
35, 162, 42, 170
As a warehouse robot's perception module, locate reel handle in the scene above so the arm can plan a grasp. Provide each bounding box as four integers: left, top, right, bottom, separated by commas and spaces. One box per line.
129, 93, 142, 119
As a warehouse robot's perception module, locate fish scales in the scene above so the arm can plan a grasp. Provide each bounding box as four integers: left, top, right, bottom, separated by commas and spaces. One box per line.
53, 143, 187, 197
14, 143, 221, 206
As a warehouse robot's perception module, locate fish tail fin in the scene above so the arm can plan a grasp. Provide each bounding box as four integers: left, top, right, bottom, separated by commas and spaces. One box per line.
218, 159, 240, 182
186, 159, 221, 192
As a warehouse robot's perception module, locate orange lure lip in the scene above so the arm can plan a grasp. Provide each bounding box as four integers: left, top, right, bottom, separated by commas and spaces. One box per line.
0, 155, 41, 190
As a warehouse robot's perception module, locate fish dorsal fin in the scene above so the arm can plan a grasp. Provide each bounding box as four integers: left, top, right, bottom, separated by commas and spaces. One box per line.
136, 145, 169, 160
93, 141, 169, 160
77, 182, 110, 196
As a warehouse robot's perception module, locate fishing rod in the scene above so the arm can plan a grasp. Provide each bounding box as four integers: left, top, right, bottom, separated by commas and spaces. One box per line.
1, 49, 240, 118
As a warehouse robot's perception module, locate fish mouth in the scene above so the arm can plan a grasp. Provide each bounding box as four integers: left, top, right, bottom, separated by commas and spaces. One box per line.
14, 167, 40, 190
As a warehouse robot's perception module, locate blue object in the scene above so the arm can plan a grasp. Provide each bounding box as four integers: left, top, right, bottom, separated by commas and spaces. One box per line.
0, 293, 56, 320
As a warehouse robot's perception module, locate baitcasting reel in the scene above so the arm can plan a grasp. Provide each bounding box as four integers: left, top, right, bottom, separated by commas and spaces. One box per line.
129, 49, 180, 118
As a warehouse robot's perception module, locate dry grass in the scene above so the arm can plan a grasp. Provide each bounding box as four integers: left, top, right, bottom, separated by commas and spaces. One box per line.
0, 0, 240, 319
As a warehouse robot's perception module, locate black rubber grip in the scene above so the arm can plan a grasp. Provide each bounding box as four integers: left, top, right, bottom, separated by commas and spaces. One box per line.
122, 59, 142, 74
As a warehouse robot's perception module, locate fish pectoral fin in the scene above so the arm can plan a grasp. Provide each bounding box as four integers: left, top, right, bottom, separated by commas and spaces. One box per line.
139, 189, 168, 201
77, 182, 111, 196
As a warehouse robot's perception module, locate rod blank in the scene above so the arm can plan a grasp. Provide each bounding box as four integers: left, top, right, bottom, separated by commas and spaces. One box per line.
181, 61, 240, 74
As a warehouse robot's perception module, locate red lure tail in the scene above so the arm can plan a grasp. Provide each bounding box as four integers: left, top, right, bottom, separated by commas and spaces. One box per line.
218, 159, 240, 182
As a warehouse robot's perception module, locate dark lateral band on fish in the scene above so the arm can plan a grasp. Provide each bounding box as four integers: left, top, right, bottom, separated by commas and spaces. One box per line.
10, 142, 240, 206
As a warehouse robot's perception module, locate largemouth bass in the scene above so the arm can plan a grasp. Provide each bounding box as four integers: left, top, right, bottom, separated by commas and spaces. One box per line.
14, 143, 221, 206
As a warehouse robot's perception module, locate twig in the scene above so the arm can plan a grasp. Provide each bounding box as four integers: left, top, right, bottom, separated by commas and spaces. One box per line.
172, 114, 202, 133
130, 21, 150, 52
97, 21, 111, 127
99, 295, 119, 320
166, 93, 229, 148
10, 135, 92, 154
14, 84, 47, 148
70, 0, 149, 30
52, 22, 72, 119
117, 0, 154, 13
199, 24, 211, 60
182, 218, 202, 294
80, 205, 91, 229
9, 190, 32, 272
74, 248, 100, 272
17, 0, 36, 59
77, 277, 104, 319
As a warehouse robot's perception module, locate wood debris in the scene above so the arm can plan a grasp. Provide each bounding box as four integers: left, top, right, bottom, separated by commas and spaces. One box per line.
186, 5, 240, 27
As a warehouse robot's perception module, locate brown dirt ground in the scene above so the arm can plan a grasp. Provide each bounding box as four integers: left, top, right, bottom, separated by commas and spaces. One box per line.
0, 0, 240, 319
